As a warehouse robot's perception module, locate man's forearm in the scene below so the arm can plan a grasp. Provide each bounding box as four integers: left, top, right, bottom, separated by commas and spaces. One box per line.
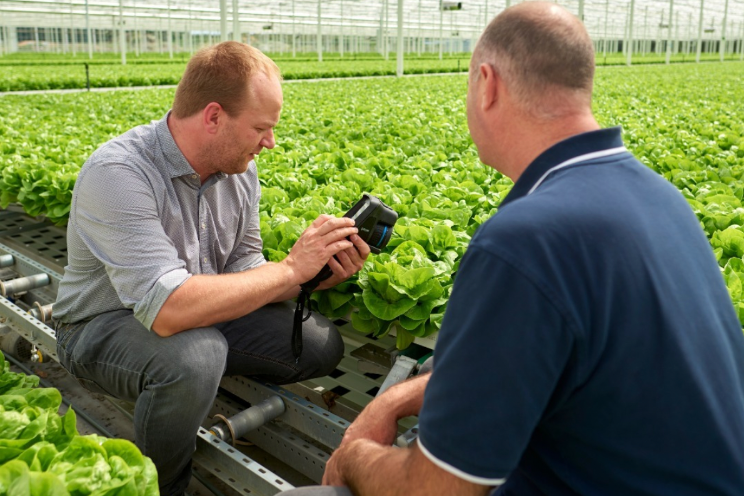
272, 284, 302, 303
332, 440, 491, 496
263, 261, 303, 303
152, 215, 363, 336
371, 372, 430, 421
152, 261, 302, 336
340, 440, 412, 496
325, 374, 492, 496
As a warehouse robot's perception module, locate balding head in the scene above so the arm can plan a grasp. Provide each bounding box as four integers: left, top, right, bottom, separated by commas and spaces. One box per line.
172, 41, 282, 119
472, 2, 595, 118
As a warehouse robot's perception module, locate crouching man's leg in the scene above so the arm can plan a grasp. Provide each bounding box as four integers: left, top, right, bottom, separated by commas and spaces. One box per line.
216, 301, 344, 384
55, 309, 228, 496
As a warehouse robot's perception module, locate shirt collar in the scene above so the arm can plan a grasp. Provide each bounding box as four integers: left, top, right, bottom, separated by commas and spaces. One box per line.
155, 111, 227, 181
499, 126, 624, 209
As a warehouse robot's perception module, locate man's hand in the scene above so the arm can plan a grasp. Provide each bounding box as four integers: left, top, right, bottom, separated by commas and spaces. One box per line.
282, 215, 359, 285
338, 394, 400, 448
339, 373, 431, 450
316, 233, 371, 290
321, 439, 355, 486
322, 439, 494, 496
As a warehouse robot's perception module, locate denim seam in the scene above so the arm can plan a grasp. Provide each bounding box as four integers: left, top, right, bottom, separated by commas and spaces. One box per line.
226, 347, 301, 374
57, 323, 85, 350
141, 372, 155, 455
68, 358, 148, 398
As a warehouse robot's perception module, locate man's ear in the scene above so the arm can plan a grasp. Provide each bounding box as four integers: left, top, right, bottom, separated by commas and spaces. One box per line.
478, 63, 498, 112
202, 102, 223, 135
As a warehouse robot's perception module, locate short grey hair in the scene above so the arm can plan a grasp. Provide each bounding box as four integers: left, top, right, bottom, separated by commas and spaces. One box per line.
472, 2, 595, 118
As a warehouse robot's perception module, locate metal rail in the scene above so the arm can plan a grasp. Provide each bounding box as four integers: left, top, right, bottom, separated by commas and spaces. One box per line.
0, 290, 58, 361
194, 428, 295, 495
212, 393, 330, 484
0, 240, 294, 494
220, 376, 350, 449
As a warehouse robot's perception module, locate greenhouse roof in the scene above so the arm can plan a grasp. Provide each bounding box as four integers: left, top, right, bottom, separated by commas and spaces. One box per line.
1, 0, 743, 40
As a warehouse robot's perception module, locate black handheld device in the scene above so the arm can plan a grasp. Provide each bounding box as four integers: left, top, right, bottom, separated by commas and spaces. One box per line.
292, 194, 398, 360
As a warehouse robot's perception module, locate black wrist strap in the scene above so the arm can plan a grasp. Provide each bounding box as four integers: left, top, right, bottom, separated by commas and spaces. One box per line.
292, 282, 318, 362
292, 263, 334, 362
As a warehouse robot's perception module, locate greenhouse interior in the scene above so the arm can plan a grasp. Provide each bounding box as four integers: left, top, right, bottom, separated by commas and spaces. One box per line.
1, 0, 744, 495
1, 0, 744, 62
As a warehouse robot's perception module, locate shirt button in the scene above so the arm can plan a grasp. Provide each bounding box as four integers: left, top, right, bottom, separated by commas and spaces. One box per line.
191, 174, 198, 179
203, 257, 208, 263
201, 223, 206, 229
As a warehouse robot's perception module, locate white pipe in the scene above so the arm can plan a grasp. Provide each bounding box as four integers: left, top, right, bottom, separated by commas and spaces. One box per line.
167, 0, 173, 57
438, 0, 443, 60
602, 0, 608, 59
232, 0, 239, 42
69, 0, 75, 56
626, 0, 635, 65
687, 12, 692, 56
720, 0, 729, 61
396, 0, 403, 77
695, 0, 704, 63
317, 0, 322, 62
119, 0, 126, 64
187, 0, 193, 54
378, 2, 383, 54
220, 0, 227, 42
641, 6, 648, 56
418, 0, 422, 55
384, 0, 389, 60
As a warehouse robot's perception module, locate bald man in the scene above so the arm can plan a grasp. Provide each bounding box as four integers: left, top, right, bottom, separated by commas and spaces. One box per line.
284, 2, 744, 496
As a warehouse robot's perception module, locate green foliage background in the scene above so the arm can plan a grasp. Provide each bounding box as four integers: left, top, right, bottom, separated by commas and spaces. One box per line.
0, 352, 158, 495
1, 61, 743, 343
0, 51, 734, 92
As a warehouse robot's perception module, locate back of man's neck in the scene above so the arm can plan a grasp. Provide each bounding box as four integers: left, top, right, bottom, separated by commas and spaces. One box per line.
503, 113, 600, 183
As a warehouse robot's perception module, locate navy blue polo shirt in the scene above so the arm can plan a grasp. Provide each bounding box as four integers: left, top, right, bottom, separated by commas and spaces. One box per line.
418, 127, 744, 495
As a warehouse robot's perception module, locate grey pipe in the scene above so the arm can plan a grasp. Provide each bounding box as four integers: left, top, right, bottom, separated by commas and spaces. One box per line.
211, 396, 286, 444
0, 254, 14, 268
0, 274, 51, 297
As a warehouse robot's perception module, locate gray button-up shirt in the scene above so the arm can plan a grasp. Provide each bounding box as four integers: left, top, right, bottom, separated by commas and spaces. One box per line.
53, 112, 266, 329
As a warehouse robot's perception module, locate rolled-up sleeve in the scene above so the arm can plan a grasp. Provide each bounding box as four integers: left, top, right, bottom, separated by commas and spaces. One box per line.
73, 163, 191, 329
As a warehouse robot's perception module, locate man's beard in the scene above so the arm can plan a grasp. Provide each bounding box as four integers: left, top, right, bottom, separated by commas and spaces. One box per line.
198, 137, 252, 177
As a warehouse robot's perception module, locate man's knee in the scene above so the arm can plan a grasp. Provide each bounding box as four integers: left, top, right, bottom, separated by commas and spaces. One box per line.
164, 327, 229, 387
298, 317, 344, 381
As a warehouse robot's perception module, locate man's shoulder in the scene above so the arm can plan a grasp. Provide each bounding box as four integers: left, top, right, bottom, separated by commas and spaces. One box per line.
472, 195, 565, 255
92, 121, 158, 159
81, 121, 160, 177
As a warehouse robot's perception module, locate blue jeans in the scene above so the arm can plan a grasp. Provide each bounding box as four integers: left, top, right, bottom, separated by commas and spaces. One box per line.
54, 301, 344, 496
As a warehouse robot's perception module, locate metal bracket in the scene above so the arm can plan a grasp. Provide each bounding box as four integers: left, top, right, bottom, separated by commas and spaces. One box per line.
350, 342, 395, 375
377, 355, 418, 397
194, 427, 294, 495
395, 424, 420, 448
0, 293, 58, 361
220, 376, 350, 449
213, 394, 330, 484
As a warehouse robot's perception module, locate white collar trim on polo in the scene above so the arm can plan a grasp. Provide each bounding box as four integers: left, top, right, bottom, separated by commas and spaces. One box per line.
527, 146, 628, 196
